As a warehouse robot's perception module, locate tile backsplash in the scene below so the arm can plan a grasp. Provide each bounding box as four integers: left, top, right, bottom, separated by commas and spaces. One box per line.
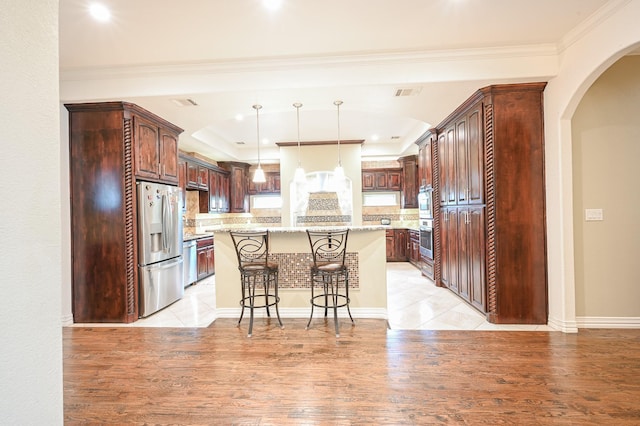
184, 187, 418, 233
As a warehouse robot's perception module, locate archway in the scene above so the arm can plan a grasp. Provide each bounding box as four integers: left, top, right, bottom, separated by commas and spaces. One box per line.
543, 0, 640, 331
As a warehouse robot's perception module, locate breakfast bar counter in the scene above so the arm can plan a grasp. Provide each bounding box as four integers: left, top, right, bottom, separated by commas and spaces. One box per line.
210, 227, 388, 320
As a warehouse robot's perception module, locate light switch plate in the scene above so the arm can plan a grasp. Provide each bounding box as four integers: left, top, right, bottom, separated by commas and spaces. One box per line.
585, 208, 603, 221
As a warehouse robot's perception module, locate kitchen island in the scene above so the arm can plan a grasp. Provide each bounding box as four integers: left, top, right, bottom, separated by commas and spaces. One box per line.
210, 227, 388, 320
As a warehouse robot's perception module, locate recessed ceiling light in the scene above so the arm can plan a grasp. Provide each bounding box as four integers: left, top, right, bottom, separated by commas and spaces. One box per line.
235, 114, 244, 121
89, 3, 111, 22
262, 138, 270, 145
371, 134, 379, 141
263, 0, 283, 11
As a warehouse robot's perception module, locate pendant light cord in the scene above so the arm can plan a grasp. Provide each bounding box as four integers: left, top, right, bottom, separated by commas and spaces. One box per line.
294, 102, 302, 167
253, 104, 262, 167
334, 100, 343, 167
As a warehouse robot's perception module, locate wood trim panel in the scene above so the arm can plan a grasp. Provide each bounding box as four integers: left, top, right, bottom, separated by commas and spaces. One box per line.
484, 104, 497, 319
123, 118, 137, 321
432, 137, 443, 287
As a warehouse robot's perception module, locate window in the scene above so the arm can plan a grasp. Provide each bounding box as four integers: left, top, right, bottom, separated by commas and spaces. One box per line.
251, 195, 282, 209
362, 192, 399, 207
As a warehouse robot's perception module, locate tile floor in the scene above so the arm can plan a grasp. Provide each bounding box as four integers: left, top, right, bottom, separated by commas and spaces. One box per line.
72, 262, 552, 331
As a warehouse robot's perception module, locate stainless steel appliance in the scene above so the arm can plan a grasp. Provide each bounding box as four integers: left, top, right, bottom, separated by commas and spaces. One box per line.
418, 186, 433, 219
137, 182, 184, 317
183, 240, 197, 288
419, 218, 433, 259
418, 186, 434, 260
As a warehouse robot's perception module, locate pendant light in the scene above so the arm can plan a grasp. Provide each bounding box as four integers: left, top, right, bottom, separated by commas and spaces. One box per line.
293, 102, 306, 183
334, 100, 345, 179
252, 104, 266, 183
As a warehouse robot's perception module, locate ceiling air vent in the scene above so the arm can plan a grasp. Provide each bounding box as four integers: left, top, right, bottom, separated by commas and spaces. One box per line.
236, 141, 245, 145
391, 136, 401, 140
170, 98, 198, 107
394, 87, 422, 97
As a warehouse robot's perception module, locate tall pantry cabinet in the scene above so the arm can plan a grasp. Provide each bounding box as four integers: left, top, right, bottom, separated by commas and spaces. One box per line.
434, 83, 548, 324
66, 102, 183, 323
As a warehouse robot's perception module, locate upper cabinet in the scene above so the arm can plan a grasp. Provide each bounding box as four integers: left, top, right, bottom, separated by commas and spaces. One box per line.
417, 132, 435, 189
362, 169, 402, 191
399, 155, 419, 208
180, 152, 231, 214
454, 105, 484, 205
437, 104, 484, 206
197, 167, 230, 214
219, 161, 251, 213
208, 169, 229, 213
186, 161, 208, 190
248, 171, 281, 195
132, 114, 180, 184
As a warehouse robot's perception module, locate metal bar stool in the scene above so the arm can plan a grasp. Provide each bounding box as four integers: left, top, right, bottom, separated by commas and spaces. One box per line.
306, 229, 354, 337
230, 230, 283, 337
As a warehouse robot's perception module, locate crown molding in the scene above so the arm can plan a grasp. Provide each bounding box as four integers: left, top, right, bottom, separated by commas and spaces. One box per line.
60, 44, 559, 82
558, 0, 632, 53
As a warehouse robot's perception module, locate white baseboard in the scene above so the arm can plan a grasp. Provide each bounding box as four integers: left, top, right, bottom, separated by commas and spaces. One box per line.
61, 313, 74, 326
576, 316, 640, 329
547, 316, 579, 333
215, 307, 387, 320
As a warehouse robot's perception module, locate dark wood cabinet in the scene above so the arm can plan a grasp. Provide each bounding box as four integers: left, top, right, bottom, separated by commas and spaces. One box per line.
362, 171, 375, 191
132, 115, 179, 184
440, 208, 458, 293
417, 132, 435, 189
441, 124, 457, 205
248, 171, 281, 194
465, 207, 486, 312
434, 83, 548, 324
206, 170, 219, 213
385, 230, 394, 260
440, 206, 486, 310
200, 169, 230, 213
218, 172, 230, 212
197, 237, 215, 280
178, 158, 187, 212
396, 229, 408, 261
454, 106, 484, 205
186, 161, 208, 190
408, 229, 421, 267
446, 206, 485, 310
219, 162, 250, 213
65, 101, 183, 323
181, 153, 231, 214
399, 155, 419, 208
386, 229, 408, 262
159, 129, 180, 182
362, 169, 402, 191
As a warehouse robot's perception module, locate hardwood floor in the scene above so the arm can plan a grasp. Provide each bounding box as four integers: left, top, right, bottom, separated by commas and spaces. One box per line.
64, 319, 640, 424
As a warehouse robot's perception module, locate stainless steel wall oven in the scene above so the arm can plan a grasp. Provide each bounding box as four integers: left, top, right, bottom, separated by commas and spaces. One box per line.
418, 186, 433, 220
419, 218, 433, 259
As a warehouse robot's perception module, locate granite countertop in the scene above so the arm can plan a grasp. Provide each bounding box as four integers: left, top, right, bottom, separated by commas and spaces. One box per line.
206, 225, 391, 233
183, 232, 214, 241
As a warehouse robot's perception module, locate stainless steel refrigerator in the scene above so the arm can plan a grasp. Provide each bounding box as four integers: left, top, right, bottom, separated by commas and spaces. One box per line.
137, 182, 184, 317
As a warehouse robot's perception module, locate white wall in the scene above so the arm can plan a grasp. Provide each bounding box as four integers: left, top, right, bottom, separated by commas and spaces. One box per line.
0, 1, 64, 423
280, 144, 362, 226
544, 0, 640, 331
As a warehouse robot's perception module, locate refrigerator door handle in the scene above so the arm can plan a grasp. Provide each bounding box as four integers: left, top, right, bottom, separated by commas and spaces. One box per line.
162, 193, 171, 252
